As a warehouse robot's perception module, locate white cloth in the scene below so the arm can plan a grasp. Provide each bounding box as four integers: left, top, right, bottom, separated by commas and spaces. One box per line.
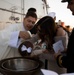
41, 69, 74, 75
0, 23, 31, 60
60, 73, 74, 75
9, 31, 20, 48
53, 40, 64, 53
21, 45, 32, 53
41, 69, 58, 75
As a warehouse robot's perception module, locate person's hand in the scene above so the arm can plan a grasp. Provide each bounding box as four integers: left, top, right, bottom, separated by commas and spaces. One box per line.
19, 31, 31, 39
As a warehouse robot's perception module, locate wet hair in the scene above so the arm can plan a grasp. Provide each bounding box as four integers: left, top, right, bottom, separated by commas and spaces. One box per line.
36, 16, 57, 52
25, 11, 37, 20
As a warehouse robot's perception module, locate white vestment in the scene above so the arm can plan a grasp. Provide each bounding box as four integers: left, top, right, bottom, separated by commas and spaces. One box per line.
0, 23, 31, 60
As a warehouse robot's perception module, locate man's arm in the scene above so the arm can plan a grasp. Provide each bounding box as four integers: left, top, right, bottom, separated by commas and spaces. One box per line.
8, 31, 32, 48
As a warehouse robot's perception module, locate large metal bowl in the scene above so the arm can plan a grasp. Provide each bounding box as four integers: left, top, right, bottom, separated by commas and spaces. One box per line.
0, 57, 43, 75
1, 58, 39, 71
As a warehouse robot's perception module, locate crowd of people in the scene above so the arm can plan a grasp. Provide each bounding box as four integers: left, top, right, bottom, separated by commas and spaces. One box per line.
0, 0, 74, 74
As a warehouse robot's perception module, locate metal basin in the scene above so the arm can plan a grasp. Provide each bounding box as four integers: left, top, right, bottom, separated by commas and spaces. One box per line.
0, 57, 43, 75
2, 58, 39, 71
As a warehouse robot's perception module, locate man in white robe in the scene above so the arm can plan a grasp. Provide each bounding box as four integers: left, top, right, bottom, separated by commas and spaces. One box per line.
0, 12, 37, 60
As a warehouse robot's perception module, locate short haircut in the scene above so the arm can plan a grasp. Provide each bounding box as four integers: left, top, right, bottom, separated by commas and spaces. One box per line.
28, 8, 36, 13
25, 11, 37, 20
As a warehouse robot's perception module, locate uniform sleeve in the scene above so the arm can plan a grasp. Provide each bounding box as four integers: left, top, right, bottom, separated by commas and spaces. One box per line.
8, 31, 20, 48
